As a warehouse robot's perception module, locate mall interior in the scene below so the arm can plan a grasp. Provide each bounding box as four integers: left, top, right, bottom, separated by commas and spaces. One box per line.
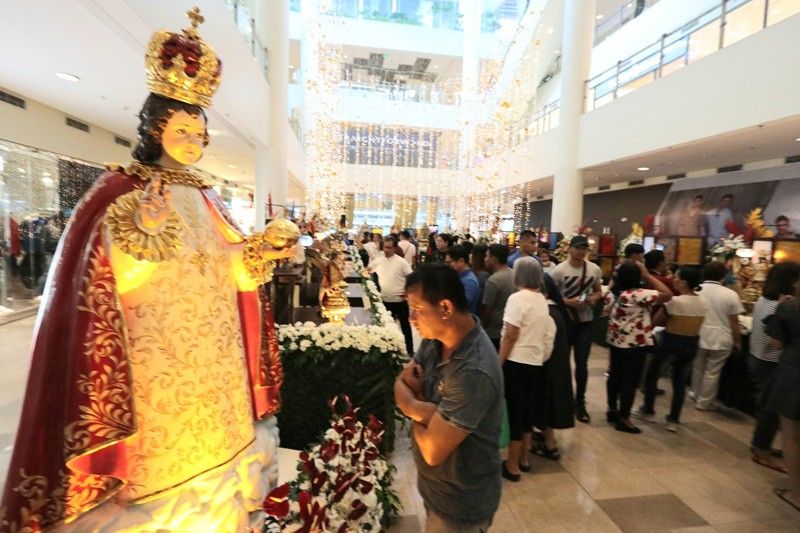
2, 0, 800, 531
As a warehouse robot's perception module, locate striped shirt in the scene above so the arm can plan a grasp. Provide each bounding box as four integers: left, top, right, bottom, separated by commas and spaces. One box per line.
750, 296, 781, 363
550, 260, 603, 322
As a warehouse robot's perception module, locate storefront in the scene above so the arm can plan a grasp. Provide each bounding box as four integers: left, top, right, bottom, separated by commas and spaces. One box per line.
0, 140, 105, 319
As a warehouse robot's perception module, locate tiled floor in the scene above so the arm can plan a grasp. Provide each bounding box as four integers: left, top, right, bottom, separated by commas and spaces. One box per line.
1, 319, 799, 531
387, 345, 800, 532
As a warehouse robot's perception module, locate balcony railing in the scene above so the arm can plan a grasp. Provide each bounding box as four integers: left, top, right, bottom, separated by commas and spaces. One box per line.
291, 0, 526, 32
339, 81, 460, 105
225, 0, 269, 80
586, 0, 800, 111
594, 0, 663, 44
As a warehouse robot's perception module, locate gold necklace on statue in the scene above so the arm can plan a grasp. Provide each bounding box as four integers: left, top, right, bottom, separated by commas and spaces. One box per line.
173, 183, 216, 276
107, 161, 214, 188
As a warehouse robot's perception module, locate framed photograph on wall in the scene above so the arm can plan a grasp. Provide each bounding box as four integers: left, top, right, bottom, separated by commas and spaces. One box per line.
774, 239, 800, 263
676, 237, 704, 265
655, 237, 677, 264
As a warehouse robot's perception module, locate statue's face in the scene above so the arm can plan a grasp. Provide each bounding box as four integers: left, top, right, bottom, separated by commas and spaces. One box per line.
161, 110, 206, 165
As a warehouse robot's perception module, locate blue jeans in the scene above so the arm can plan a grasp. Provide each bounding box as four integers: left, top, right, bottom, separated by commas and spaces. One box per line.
568, 320, 594, 407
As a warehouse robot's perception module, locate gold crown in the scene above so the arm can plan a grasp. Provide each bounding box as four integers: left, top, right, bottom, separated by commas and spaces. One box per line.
145, 7, 222, 108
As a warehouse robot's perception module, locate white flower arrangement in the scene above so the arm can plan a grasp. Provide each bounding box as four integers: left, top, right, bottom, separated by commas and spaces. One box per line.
277, 321, 406, 358
709, 234, 746, 260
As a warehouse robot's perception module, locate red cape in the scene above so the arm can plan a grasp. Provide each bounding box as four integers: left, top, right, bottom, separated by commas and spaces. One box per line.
0, 169, 282, 532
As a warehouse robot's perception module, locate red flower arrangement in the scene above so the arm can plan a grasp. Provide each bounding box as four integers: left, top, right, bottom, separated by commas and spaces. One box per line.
261, 396, 399, 532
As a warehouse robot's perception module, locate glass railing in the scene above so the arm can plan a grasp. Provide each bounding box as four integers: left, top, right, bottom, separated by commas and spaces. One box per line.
586, 0, 800, 111
338, 81, 460, 105
594, 0, 663, 44
483, 100, 560, 157
225, 0, 269, 80
292, 0, 527, 32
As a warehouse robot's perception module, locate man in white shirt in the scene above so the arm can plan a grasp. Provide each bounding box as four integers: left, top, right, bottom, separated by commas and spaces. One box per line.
364, 233, 381, 262
692, 261, 745, 410
550, 235, 603, 424
397, 230, 417, 266
369, 235, 414, 355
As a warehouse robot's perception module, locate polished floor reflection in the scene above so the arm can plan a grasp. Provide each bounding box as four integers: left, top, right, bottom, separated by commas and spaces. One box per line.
1, 318, 798, 531
388, 345, 800, 532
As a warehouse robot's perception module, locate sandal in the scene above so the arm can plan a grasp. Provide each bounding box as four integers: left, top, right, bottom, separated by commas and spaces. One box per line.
773, 488, 800, 512
752, 455, 788, 474
532, 442, 561, 461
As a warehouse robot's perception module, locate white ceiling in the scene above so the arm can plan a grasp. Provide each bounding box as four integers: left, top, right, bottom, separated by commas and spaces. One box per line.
0, 0, 268, 186
582, 114, 800, 186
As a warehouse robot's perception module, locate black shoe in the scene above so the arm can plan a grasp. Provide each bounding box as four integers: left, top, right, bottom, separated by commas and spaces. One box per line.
532, 431, 545, 443
606, 410, 619, 424
519, 462, 532, 472
532, 442, 561, 461
615, 420, 642, 434
576, 405, 591, 424
501, 460, 521, 482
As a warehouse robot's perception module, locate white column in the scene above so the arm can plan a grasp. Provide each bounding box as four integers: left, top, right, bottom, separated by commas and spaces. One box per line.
266, 0, 290, 218
550, 0, 595, 234
457, 0, 481, 232
255, 143, 269, 231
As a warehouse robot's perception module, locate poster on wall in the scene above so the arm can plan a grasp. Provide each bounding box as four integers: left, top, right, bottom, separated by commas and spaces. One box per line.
656, 180, 779, 246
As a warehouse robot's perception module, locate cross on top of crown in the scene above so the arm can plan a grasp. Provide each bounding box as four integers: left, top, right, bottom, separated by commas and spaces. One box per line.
186, 6, 204, 30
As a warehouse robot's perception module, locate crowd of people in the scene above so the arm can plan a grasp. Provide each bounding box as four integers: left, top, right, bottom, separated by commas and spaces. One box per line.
386, 228, 800, 529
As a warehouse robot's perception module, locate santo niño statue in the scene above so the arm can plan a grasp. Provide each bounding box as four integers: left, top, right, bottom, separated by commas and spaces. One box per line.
1, 8, 298, 532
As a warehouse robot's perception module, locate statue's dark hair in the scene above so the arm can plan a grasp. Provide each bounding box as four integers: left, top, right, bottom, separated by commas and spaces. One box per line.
132, 93, 209, 163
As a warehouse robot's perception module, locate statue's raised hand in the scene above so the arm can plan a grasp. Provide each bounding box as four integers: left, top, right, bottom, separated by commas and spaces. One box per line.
137, 178, 172, 233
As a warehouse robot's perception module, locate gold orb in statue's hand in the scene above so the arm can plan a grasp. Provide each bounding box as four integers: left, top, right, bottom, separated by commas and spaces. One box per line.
264, 219, 301, 249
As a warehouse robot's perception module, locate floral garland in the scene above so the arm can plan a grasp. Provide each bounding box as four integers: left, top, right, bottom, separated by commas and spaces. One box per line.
347, 246, 396, 328
262, 396, 400, 532
275, 246, 406, 359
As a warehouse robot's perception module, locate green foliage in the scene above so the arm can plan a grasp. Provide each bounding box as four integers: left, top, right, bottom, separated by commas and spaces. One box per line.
278, 343, 404, 454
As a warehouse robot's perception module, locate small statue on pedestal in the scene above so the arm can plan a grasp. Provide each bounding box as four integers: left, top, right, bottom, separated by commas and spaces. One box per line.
307, 236, 351, 324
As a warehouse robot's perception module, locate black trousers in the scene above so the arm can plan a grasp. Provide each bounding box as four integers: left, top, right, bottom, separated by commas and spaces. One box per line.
384, 301, 414, 356
643, 338, 698, 422
607, 346, 647, 419
749, 354, 780, 451
503, 360, 545, 440
568, 320, 594, 407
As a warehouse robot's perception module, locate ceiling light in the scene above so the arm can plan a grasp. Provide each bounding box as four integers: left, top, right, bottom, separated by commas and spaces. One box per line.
17, 167, 25, 172
637, 167, 649, 171
55, 72, 80, 82
208, 129, 228, 136
42, 172, 51, 177
795, 137, 800, 142
227, 164, 237, 169
596, 14, 604, 20
42, 177, 54, 187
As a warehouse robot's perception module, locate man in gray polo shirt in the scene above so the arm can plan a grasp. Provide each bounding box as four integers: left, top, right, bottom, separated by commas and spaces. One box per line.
482, 243, 516, 352
395, 265, 503, 532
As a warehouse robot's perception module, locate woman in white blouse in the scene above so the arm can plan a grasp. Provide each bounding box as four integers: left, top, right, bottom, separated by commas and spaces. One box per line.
499, 257, 556, 481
